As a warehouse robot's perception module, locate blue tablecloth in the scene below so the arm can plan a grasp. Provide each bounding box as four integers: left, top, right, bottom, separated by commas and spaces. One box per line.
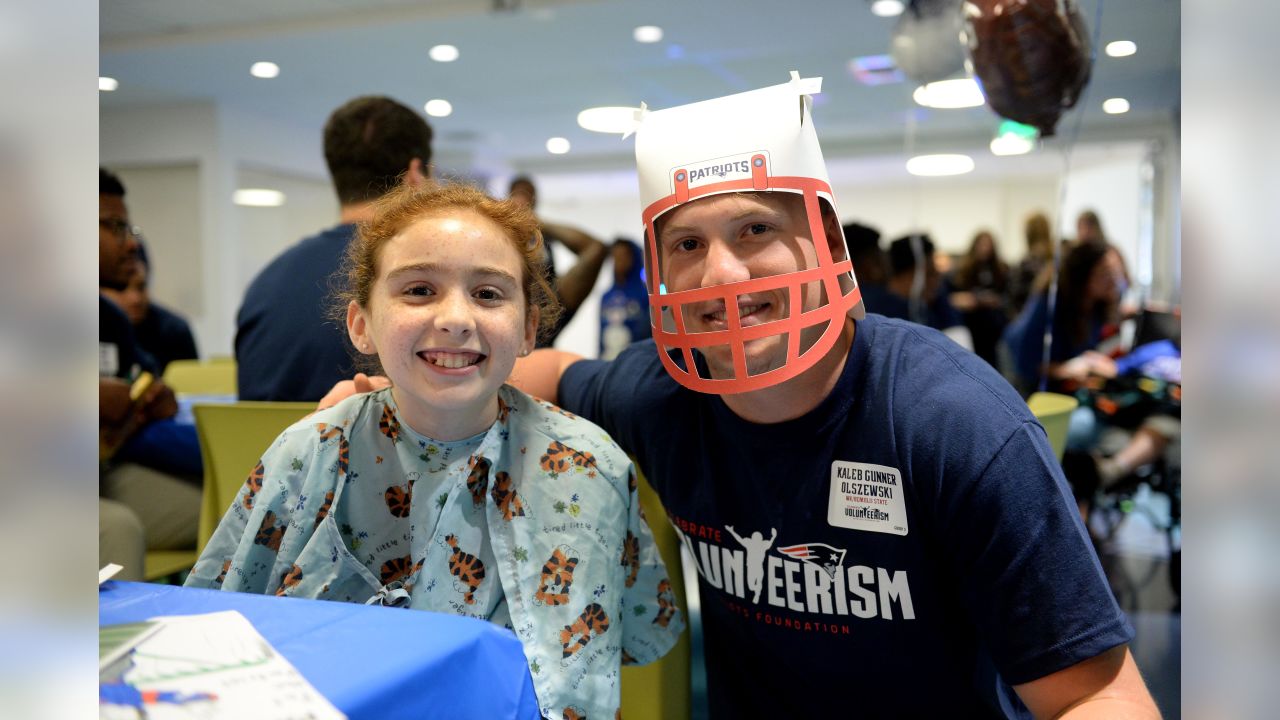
100, 581, 541, 720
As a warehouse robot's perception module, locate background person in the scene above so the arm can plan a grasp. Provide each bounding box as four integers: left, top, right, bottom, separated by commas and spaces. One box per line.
236, 96, 433, 401
100, 250, 198, 375
507, 175, 608, 347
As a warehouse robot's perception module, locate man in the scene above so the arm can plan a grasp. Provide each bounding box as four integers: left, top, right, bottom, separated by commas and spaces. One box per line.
236, 96, 433, 400
507, 175, 607, 347
100, 251, 199, 374
100, 167, 201, 580
860, 233, 971, 347
330, 76, 1157, 718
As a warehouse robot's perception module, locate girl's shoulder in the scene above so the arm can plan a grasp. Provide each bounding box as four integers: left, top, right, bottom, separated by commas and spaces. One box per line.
269, 388, 384, 450
499, 385, 633, 481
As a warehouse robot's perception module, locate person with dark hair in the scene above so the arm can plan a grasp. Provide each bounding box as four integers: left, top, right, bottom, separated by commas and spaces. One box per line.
950, 229, 1011, 367
598, 238, 651, 359
1009, 211, 1055, 314
840, 221, 888, 288
1076, 209, 1106, 244
236, 96, 433, 400
101, 249, 198, 374
1003, 239, 1127, 393
859, 233, 969, 347
99, 167, 201, 580
507, 175, 607, 347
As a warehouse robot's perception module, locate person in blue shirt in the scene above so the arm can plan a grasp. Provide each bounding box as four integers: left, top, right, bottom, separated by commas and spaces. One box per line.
236, 96, 434, 401
599, 238, 652, 360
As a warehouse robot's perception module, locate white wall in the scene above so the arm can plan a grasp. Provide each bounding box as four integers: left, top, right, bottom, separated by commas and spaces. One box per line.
102, 102, 336, 357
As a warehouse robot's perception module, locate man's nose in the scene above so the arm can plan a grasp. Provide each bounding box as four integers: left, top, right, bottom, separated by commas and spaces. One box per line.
699, 238, 750, 289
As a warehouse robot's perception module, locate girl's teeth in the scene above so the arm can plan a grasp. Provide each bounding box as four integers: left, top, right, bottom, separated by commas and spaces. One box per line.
427, 353, 477, 368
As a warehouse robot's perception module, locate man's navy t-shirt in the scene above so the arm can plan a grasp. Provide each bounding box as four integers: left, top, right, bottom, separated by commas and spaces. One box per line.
560, 314, 1132, 718
236, 225, 358, 401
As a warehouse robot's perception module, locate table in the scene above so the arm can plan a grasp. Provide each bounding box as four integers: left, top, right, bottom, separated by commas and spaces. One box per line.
100, 581, 541, 720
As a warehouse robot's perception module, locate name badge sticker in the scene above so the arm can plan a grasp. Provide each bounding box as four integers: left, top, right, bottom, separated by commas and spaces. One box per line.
828, 461, 908, 536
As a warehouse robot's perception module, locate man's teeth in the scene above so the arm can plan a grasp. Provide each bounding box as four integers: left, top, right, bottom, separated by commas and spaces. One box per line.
423, 352, 481, 368
708, 304, 763, 322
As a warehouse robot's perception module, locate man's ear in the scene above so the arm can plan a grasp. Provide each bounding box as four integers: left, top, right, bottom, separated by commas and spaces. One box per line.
822, 206, 848, 262
347, 301, 376, 355
405, 157, 430, 186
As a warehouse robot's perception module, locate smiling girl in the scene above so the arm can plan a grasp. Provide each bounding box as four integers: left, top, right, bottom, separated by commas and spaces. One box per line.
188, 182, 682, 718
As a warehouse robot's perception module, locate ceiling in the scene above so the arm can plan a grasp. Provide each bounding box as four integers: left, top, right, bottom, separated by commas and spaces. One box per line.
100, 0, 1181, 174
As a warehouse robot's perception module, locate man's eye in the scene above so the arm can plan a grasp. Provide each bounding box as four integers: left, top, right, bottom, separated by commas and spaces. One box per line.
676, 238, 700, 252
747, 223, 770, 235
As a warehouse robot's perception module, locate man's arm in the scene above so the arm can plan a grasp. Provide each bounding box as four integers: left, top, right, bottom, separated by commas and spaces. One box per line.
1013, 645, 1159, 719
541, 222, 607, 314
508, 348, 585, 404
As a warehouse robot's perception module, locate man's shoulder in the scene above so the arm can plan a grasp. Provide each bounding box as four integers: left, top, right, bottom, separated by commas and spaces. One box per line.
245, 225, 354, 290
861, 314, 1031, 426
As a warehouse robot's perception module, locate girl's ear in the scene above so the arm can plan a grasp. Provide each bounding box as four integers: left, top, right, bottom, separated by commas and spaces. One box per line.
347, 300, 376, 355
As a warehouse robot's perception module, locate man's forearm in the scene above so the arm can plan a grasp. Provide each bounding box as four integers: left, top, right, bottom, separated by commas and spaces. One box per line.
508, 349, 584, 403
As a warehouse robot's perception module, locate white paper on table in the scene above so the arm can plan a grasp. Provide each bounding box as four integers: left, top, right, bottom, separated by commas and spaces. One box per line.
100, 610, 346, 720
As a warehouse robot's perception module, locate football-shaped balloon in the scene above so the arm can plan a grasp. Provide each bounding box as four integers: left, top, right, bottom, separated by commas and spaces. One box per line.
891, 0, 967, 84
964, 0, 1092, 136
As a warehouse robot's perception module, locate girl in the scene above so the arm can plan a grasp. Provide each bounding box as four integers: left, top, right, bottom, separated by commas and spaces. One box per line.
187, 182, 682, 718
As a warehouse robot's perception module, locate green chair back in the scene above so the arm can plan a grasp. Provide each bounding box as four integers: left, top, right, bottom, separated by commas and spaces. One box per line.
620, 467, 692, 720
1027, 391, 1079, 461
164, 359, 238, 396
192, 402, 313, 555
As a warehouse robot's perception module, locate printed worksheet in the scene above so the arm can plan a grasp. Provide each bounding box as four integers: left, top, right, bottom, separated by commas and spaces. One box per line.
99, 610, 345, 720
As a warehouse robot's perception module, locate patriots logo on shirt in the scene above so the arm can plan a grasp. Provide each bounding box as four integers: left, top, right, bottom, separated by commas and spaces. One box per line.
777, 543, 847, 578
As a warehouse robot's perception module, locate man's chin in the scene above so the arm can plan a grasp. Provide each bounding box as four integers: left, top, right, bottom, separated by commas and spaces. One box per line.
701, 342, 784, 382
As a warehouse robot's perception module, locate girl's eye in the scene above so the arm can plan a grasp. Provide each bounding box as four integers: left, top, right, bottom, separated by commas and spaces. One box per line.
405, 285, 433, 297
474, 287, 504, 301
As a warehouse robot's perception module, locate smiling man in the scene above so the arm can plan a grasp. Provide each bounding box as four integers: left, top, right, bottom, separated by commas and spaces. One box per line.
327, 75, 1158, 718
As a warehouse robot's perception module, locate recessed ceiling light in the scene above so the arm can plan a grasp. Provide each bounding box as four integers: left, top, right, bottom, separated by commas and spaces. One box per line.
99, 76, 119, 92
546, 137, 571, 155
250, 61, 279, 79
233, 189, 286, 207
633, 25, 663, 43
424, 99, 453, 117
1105, 40, 1137, 58
906, 154, 974, 176
429, 44, 459, 62
912, 78, 985, 108
870, 0, 905, 17
1103, 97, 1130, 114
577, 106, 641, 134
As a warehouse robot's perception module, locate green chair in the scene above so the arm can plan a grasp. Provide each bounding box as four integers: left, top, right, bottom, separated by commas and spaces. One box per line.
1027, 392, 1079, 461
143, 549, 198, 582
164, 358, 238, 396
620, 468, 692, 720
192, 402, 313, 555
